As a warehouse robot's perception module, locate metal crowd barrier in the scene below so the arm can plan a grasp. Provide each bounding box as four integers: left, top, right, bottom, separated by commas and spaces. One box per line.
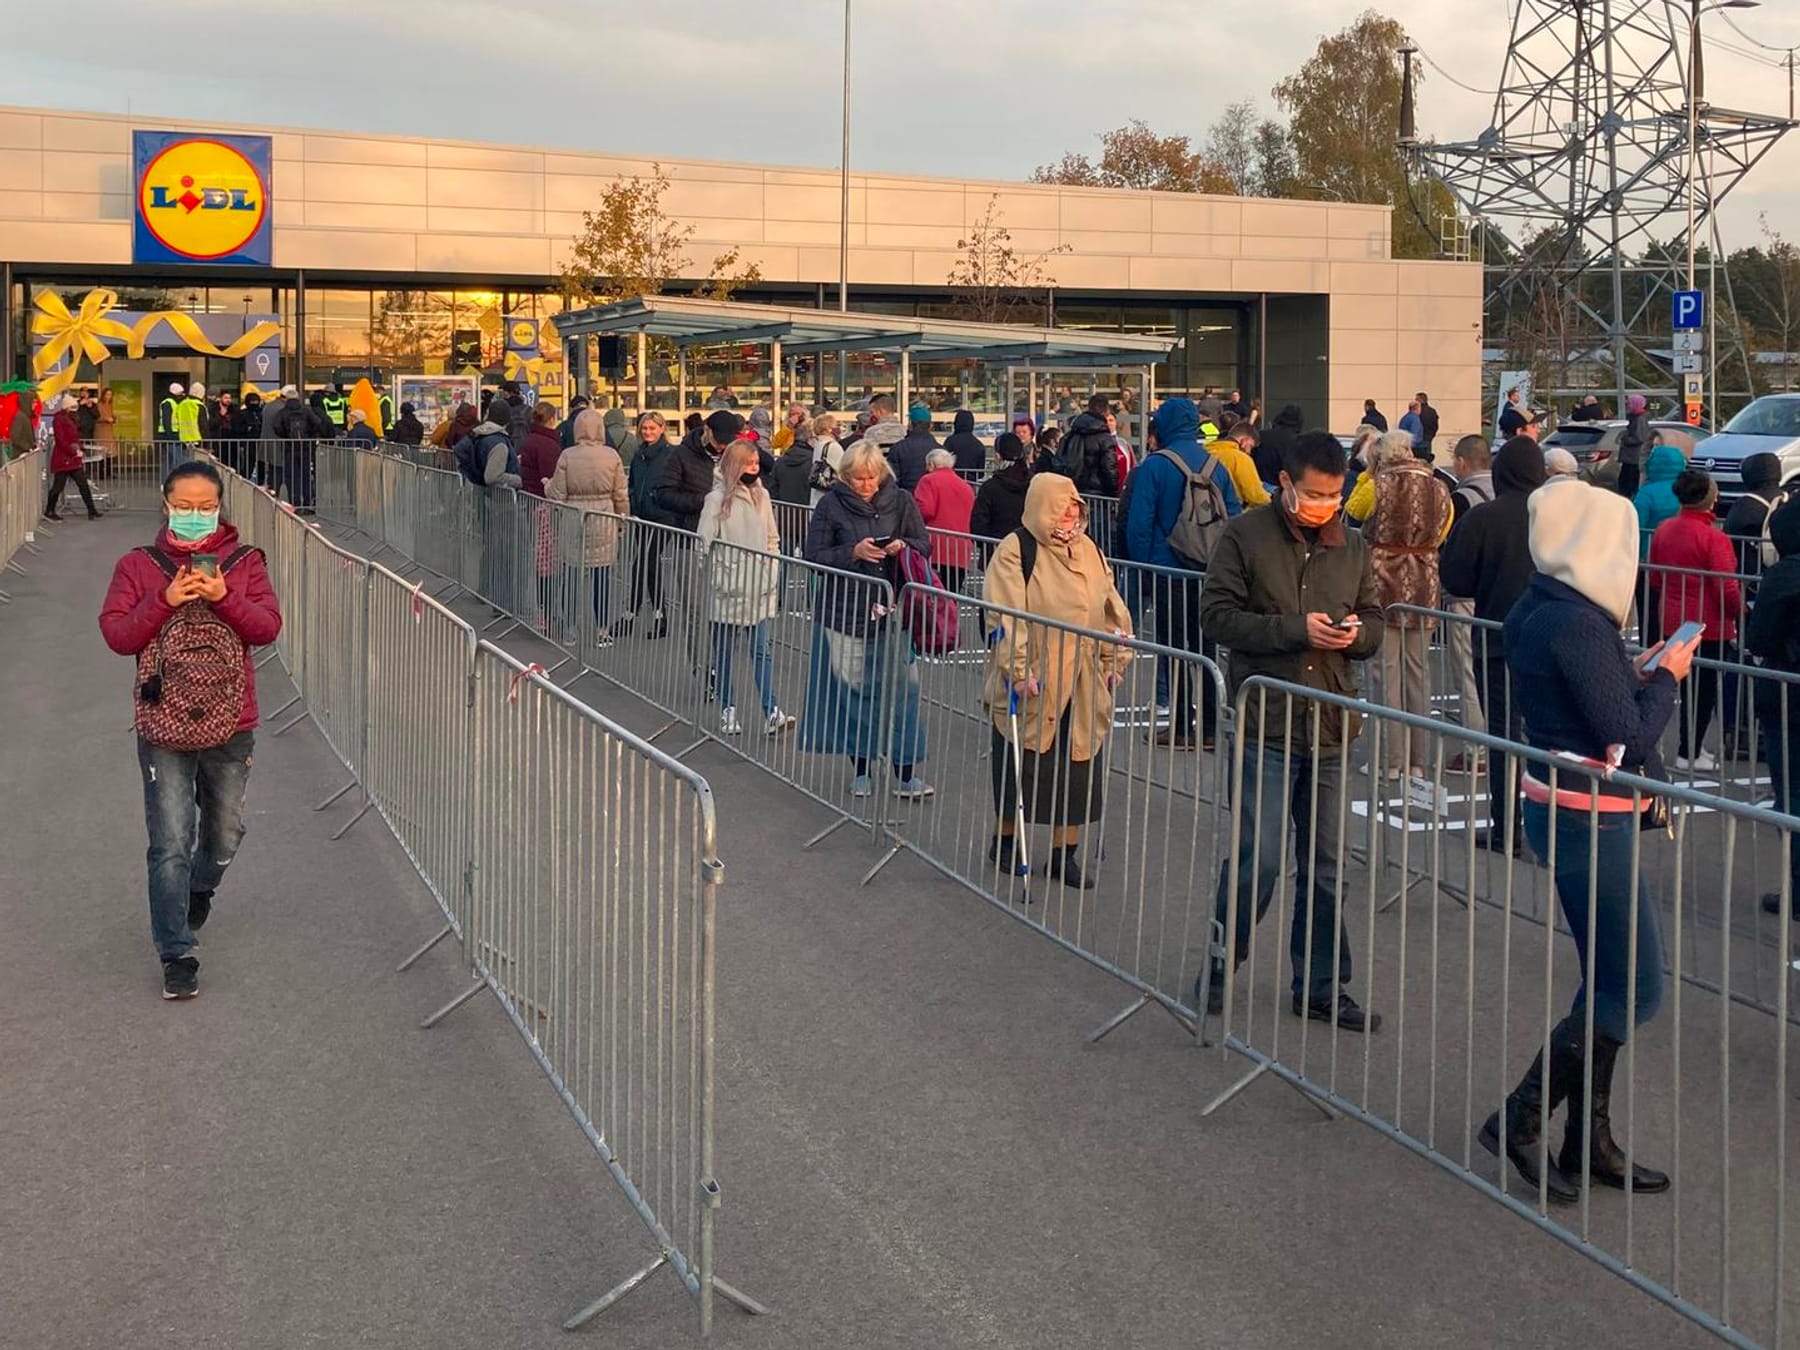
0, 449, 44, 601
1203, 675, 1798, 1349
218, 468, 760, 1336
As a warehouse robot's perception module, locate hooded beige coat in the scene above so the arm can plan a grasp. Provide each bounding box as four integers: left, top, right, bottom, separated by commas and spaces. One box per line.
982, 474, 1134, 760
544, 433, 629, 566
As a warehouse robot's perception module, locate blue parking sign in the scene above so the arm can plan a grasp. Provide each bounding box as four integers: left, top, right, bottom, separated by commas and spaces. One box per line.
1673, 289, 1705, 330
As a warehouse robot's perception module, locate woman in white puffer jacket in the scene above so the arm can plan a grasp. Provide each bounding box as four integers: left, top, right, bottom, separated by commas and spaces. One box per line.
696, 438, 795, 737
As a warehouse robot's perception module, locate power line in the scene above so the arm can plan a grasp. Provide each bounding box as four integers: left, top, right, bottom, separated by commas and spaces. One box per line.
1414, 45, 1499, 97
1717, 8, 1800, 55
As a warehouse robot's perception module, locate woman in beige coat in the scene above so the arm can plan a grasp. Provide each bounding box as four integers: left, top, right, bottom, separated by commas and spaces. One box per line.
545, 408, 629, 642
983, 473, 1134, 889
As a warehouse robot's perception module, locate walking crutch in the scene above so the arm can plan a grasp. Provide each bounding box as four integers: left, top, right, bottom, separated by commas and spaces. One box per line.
1008, 685, 1032, 880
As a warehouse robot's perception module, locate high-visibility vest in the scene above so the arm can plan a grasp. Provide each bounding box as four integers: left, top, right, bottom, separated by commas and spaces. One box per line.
377, 394, 393, 431
156, 396, 179, 437
320, 391, 349, 428
174, 396, 203, 443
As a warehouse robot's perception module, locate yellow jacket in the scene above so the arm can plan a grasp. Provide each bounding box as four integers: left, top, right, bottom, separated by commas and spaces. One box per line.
1208, 438, 1270, 508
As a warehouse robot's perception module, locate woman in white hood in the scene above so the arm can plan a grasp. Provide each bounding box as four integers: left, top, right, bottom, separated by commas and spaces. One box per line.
1480, 479, 1700, 1205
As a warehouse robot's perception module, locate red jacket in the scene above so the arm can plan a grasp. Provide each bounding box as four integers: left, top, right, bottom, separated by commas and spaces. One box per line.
98, 521, 284, 733
50, 409, 83, 472
1648, 507, 1742, 642
912, 466, 976, 570
518, 424, 563, 497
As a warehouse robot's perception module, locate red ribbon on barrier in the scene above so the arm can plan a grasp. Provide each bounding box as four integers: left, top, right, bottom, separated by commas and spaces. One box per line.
410, 580, 425, 621
506, 662, 547, 704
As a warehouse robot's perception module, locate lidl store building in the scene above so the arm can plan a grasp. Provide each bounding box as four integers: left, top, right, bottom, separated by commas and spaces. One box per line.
0, 105, 1482, 443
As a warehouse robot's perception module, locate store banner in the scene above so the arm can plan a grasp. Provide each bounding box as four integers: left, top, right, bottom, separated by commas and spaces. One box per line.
133, 130, 274, 267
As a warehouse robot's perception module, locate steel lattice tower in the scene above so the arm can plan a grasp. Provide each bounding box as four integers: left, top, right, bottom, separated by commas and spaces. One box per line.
1415, 0, 1793, 412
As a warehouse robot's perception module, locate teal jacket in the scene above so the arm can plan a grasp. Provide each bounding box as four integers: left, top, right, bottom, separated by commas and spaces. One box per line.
1634, 443, 1687, 558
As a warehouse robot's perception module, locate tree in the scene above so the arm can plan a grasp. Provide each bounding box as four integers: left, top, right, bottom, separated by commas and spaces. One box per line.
1205, 101, 1259, 196
946, 195, 1070, 326
1253, 119, 1298, 199
1033, 120, 1236, 195
560, 165, 762, 305
1739, 218, 1800, 393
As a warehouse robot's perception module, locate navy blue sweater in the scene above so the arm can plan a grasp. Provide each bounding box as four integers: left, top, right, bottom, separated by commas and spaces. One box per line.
1503, 574, 1678, 778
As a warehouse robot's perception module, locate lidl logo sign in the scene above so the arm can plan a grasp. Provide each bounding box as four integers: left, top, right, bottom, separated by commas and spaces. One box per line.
133, 131, 273, 267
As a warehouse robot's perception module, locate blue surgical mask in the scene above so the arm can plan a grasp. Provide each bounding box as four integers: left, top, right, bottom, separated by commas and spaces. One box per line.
168, 509, 219, 542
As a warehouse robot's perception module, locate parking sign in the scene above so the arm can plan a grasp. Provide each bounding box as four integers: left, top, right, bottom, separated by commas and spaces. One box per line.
1673, 289, 1705, 330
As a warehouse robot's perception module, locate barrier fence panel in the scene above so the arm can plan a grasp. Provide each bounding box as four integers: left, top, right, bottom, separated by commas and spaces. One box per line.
1, 450, 44, 600
283, 527, 369, 789
465, 642, 760, 1333
1206, 676, 1798, 1349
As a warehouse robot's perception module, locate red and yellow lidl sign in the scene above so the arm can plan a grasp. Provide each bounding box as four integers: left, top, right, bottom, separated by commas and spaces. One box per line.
133, 130, 273, 267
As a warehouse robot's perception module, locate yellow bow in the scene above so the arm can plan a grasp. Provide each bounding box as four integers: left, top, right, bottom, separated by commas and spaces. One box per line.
132, 311, 283, 364
31, 289, 135, 400
504, 351, 549, 385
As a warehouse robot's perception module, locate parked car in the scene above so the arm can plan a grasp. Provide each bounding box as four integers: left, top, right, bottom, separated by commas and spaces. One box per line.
1539, 418, 1709, 492
1680, 394, 1800, 513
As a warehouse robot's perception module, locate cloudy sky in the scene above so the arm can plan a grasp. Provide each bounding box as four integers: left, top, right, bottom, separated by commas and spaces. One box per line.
8, 0, 1799, 245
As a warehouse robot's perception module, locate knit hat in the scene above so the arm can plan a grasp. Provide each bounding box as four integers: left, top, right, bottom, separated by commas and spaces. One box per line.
705, 408, 744, 445
1528, 479, 1639, 627
168, 383, 184, 397
909, 404, 931, 424
1625, 393, 1647, 415
995, 431, 1026, 462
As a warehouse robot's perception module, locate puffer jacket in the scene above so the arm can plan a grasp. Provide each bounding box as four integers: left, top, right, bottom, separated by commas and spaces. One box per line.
802, 478, 928, 636
1633, 442, 1687, 555
1362, 459, 1452, 625
944, 410, 986, 475
1648, 507, 1742, 642
656, 429, 720, 531
50, 409, 84, 472
1745, 502, 1800, 728
628, 434, 678, 525
697, 480, 782, 626
1067, 410, 1121, 497
970, 460, 1032, 547
544, 437, 630, 566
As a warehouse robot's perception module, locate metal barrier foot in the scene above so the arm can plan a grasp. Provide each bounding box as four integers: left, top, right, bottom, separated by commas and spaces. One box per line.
1201, 1049, 1339, 1122
804, 815, 853, 849
711, 1277, 770, 1317
1088, 993, 1200, 1045
314, 779, 358, 811
642, 717, 683, 745
859, 842, 906, 887
420, 977, 485, 1029
328, 799, 374, 841
396, 922, 453, 972
561, 1253, 671, 1331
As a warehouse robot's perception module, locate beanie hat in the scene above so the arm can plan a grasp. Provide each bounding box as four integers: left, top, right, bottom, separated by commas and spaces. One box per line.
705, 408, 743, 446
280, 384, 298, 398
191, 383, 205, 397
995, 431, 1025, 462
1625, 393, 1647, 415
908, 404, 931, 424
168, 383, 184, 396
1528, 479, 1639, 627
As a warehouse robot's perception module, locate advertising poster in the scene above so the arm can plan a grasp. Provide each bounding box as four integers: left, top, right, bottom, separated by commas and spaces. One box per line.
394, 374, 479, 435
111, 379, 145, 440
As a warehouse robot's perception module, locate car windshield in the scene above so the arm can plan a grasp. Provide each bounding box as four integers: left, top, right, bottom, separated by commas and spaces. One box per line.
1543, 426, 1604, 447
1722, 398, 1800, 437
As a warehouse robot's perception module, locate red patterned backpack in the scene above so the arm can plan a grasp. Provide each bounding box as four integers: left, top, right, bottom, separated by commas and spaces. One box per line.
133, 546, 257, 751
891, 544, 959, 656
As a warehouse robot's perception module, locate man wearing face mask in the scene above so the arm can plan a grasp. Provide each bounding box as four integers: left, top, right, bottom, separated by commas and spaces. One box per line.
657, 407, 736, 534
1197, 430, 1386, 1033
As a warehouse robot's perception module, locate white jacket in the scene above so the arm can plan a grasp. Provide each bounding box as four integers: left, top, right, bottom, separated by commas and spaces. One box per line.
697, 480, 782, 626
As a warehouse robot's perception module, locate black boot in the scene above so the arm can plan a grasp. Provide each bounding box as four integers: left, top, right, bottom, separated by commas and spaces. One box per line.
1045, 844, 1095, 890
1558, 1030, 1670, 1193
1478, 1023, 1580, 1204
986, 834, 1028, 878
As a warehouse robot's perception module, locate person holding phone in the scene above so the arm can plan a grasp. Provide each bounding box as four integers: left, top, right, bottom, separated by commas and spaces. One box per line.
1483, 480, 1696, 1202
98, 460, 282, 1001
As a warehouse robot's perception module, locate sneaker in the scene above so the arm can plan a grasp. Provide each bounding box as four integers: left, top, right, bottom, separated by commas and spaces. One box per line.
1292, 990, 1380, 1034
849, 774, 874, 799
161, 956, 199, 1001
1675, 750, 1719, 773
187, 890, 214, 932
719, 706, 742, 736
595, 632, 615, 649
765, 708, 796, 734
645, 613, 669, 641
1152, 728, 1197, 750
893, 776, 936, 800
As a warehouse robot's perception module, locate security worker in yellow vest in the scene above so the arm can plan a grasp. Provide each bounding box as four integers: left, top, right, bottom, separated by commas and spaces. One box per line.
156, 382, 185, 475
174, 383, 205, 447
319, 384, 349, 433
374, 385, 393, 436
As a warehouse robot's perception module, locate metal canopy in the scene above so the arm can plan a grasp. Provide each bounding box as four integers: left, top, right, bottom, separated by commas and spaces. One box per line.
553, 294, 1177, 367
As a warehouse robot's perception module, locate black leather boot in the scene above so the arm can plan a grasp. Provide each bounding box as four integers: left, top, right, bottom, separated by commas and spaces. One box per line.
1478, 1036, 1580, 1204
1558, 1030, 1670, 1193
1045, 845, 1095, 890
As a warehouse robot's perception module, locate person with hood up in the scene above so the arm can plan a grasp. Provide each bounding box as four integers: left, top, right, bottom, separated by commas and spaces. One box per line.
1722, 451, 1792, 575
257, 384, 298, 492
696, 438, 796, 738
44, 395, 99, 520
886, 404, 939, 492
1633, 439, 1686, 560
453, 405, 520, 490
559, 395, 590, 449
1616, 392, 1653, 498
799, 440, 932, 800
981, 473, 1134, 889
1255, 403, 1304, 488
970, 431, 1033, 560
1748, 500, 1800, 922
944, 408, 987, 475
1068, 393, 1123, 497
98, 458, 283, 1001
913, 448, 977, 595
1648, 468, 1742, 772
1440, 436, 1549, 854
620, 412, 677, 639
1122, 397, 1243, 751
658, 408, 733, 533
1484, 480, 1697, 1202
545, 407, 630, 642
602, 406, 638, 464
391, 401, 425, 447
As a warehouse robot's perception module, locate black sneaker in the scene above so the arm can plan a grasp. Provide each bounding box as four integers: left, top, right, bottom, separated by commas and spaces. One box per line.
1761, 893, 1798, 921
188, 890, 214, 931
161, 956, 199, 1001
1292, 990, 1380, 1034
1196, 960, 1225, 1015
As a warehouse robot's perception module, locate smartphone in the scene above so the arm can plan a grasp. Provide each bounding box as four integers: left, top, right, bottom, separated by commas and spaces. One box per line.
871, 535, 895, 548
190, 552, 219, 578
1644, 619, 1705, 671
1332, 615, 1363, 632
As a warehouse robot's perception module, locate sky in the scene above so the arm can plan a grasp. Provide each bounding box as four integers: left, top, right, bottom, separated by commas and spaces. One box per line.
8, 0, 1800, 249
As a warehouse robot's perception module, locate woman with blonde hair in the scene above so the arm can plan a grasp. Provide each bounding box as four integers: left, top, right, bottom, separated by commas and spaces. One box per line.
545, 407, 629, 643
697, 438, 794, 736
984, 473, 1134, 887
809, 411, 845, 503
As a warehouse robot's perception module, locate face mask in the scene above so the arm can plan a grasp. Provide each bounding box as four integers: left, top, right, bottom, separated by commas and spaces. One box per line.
740, 472, 759, 486
1284, 488, 1337, 529
168, 508, 219, 542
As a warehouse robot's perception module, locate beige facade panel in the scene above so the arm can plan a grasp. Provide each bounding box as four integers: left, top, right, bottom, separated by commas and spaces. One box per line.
426, 205, 543, 237
425, 142, 544, 174
276, 228, 417, 272
303, 201, 428, 232
1126, 255, 1235, 292
1328, 261, 1402, 296
1058, 190, 1153, 234
42, 116, 130, 155
1333, 332, 1400, 368
272, 160, 305, 203
1398, 259, 1487, 299
759, 183, 863, 223
302, 134, 426, 168
1150, 196, 1243, 238
271, 200, 304, 229
1238, 200, 1334, 241
0, 189, 42, 219
1149, 232, 1242, 259
43, 192, 131, 223
1328, 234, 1388, 261
305, 161, 422, 207
1396, 293, 1484, 333
1053, 253, 1134, 290
968, 190, 1061, 231
428, 167, 545, 212
417, 230, 552, 273
1230, 259, 1331, 293
764, 217, 860, 247
0, 112, 40, 149
0, 148, 45, 193
1062, 228, 1155, 256
865, 185, 964, 228
1, 218, 129, 264
1332, 293, 1401, 331
865, 222, 964, 250
662, 178, 768, 221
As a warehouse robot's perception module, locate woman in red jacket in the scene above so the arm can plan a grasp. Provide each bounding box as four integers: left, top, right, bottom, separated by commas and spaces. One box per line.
43, 393, 99, 520
98, 460, 283, 1000
1647, 467, 1742, 772
913, 448, 977, 595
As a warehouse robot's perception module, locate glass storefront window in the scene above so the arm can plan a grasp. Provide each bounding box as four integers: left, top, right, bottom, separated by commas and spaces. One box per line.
304, 289, 372, 386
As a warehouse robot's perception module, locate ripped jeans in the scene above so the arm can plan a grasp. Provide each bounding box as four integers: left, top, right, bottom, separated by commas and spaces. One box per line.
137, 731, 254, 960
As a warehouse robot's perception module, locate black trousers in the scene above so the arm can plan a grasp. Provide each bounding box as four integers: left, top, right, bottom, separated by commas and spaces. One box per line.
46, 468, 97, 517
1479, 646, 1522, 834
628, 529, 666, 615
1154, 574, 1215, 738
1616, 462, 1641, 499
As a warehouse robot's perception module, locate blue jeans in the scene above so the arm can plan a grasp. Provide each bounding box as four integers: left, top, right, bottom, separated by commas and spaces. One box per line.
1213, 742, 1352, 1002
713, 621, 776, 717
138, 731, 254, 960
1522, 798, 1664, 1044
1766, 722, 1800, 901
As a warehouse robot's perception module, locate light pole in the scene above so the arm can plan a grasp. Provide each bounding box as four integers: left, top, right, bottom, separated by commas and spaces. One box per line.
838, 0, 852, 406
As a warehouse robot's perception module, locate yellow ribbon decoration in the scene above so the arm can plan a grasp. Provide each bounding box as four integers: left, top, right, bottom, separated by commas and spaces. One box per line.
32, 287, 284, 400
504, 351, 550, 385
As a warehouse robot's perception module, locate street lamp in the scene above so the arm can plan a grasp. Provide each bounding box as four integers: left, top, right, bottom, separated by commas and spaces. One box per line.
838, 0, 852, 405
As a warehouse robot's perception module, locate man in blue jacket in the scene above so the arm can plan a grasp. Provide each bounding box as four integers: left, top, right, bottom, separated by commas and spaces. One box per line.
1123, 397, 1242, 750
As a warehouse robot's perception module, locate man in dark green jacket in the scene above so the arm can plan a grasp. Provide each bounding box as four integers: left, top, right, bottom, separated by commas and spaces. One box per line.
1198, 430, 1386, 1034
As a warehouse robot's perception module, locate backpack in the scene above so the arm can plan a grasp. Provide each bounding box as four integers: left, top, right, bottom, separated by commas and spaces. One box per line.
1012, 526, 1039, 586
455, 430, 510, 486
891, 544, 959, 656
133, 546, 257, 751
1153, 448, 1229, 568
